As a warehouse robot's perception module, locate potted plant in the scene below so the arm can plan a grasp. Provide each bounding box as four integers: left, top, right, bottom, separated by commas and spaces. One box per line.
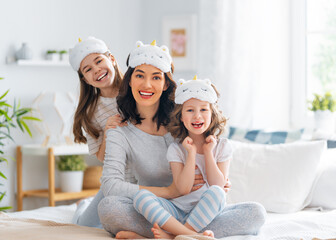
57, 155, 87, 192
308, 91, 336, 132
0, 77, 40, 211
46, 50, 59, 61
58, 50, 68, 62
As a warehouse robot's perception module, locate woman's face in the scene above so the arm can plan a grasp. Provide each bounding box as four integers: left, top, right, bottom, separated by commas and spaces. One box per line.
80, 53, 115, 92
129, 64, 168, 108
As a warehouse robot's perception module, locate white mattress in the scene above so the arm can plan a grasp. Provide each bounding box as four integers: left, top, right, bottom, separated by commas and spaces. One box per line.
7, 205, 336, 240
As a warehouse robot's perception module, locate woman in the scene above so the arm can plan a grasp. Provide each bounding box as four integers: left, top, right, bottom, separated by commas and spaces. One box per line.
98, 41, 266, 239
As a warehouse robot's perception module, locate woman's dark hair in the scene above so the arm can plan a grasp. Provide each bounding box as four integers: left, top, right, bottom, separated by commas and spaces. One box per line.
117, 56, 176, 130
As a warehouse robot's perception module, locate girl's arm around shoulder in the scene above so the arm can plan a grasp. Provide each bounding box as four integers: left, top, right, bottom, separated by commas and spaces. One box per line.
95, 114, 127, 162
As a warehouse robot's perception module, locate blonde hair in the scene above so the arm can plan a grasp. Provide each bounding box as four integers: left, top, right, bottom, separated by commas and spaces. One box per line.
73, 52, 123, 144
167, 84, 227, 143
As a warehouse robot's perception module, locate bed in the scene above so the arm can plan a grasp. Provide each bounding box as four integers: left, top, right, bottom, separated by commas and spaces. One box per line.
1, 139, 336, 240
1, 204, 336, 240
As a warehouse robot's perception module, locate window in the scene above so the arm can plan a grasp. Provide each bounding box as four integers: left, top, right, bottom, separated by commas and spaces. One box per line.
290, 0, 336, 129
307, 0, 336, 98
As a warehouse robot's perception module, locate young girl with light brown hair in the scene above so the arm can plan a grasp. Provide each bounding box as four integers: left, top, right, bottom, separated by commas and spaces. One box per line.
69, 36, 133, 228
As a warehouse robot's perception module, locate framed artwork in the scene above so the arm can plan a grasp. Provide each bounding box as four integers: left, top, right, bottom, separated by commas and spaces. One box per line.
162, 15, 197, 71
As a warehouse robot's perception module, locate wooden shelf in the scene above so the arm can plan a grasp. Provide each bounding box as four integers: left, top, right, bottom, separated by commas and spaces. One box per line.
21, 144, 89, 156
23, 188, 99, 201
16, 144, 92, 211
16, 59, 70, 67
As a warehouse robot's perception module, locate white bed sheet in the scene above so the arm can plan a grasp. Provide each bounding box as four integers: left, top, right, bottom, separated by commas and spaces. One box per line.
7, 205, 336, 240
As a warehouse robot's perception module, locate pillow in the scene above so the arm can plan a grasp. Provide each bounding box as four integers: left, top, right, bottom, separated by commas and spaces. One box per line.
227, 140, 326, 213
228, 127, 303, 144
306, 148, 336, 209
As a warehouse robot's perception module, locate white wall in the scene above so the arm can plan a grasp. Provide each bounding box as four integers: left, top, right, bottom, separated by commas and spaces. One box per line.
0, 0, 199, 210
0, 0, 144, 210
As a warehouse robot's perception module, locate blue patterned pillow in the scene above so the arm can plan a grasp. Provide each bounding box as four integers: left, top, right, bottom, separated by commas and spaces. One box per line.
327, 140, 336, 148
228, 127, 303, 144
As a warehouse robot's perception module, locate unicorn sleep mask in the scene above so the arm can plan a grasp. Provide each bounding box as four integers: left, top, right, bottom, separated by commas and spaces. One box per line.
128, 40, 172, 73
175, 76, 218, 104
69, 37, 110, 71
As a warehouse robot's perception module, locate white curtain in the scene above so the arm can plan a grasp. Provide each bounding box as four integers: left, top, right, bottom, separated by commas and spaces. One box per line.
198, 0, 291, 129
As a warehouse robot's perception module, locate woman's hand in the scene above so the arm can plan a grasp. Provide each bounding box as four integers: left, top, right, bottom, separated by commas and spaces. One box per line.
191, 167, 206, 192
104, 114, 127, 132
165, 182, 182, 199
224, 179, 232, 193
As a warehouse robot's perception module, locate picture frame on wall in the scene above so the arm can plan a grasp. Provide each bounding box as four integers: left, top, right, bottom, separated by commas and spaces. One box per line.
162, 15, 197, 71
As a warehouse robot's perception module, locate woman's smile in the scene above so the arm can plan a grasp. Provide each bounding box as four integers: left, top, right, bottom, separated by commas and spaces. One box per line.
139, 90, 154, 99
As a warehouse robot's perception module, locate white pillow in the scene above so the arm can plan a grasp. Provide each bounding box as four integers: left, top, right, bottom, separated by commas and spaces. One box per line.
307, 148, 336, 209
227, 140, 326, 213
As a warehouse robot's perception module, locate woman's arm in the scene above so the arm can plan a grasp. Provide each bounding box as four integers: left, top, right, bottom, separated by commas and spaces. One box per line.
101, 128, 180, 200
139, 183, 180, 199
100, 129, 139, 199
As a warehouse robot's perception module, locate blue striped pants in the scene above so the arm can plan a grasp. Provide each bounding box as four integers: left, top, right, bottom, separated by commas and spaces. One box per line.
133, 185, 226, 232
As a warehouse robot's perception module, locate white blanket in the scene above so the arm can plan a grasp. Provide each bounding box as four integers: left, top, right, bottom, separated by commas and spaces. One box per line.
6, 204, 336, 240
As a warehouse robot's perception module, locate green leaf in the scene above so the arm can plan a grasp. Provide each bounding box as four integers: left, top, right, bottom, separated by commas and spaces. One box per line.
0, 206, 12, 211
0, 157, 8, 164
0, 102, 11, 108
16, 118, 24, 132
0, 192, 5, 201
21, 120, 32, 137
22, 116, 41, 121
0, 131, 14, 142
15, 109, 29, 117
0, 172, 7, 180
0, 90, 9, 100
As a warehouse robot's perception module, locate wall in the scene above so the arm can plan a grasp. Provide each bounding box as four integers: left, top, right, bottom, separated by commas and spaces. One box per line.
0, 0, 199, 210
0, 0, 144, 210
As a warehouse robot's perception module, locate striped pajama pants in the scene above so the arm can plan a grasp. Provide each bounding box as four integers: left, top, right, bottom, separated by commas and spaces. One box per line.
133, 185, 226, 232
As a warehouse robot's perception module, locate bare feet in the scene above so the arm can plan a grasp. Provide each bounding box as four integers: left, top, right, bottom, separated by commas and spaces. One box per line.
151, 223, 175, 239
115, 231, 146, 239
202, 230, 214, 238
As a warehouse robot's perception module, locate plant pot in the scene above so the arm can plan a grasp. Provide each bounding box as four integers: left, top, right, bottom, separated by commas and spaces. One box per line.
60, 53, 69, 62
314, 110, 335, 133
83, 166, 102, 189
46, 53, 59, 61
59, 171, 84, 192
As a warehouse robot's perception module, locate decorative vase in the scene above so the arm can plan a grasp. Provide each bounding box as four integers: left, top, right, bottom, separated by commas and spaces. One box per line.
314, 110, 335, 133
59, 171, 84, 192
83, 166, 103, 189
15, 43, 33, 60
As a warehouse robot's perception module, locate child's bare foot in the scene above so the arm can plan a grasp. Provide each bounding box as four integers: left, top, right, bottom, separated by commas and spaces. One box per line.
115, 231, 145, 239
202, 230, 214, 238
151, 223, 175, 239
